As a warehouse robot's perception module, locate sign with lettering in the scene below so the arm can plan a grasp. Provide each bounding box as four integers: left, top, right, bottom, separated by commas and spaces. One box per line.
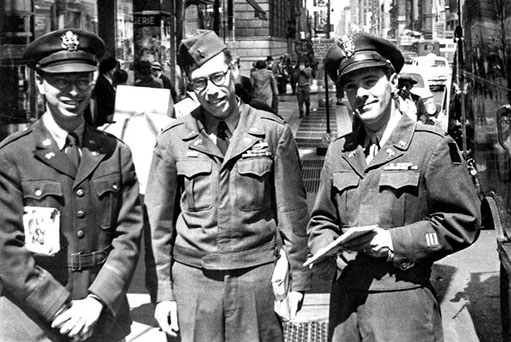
312, 37, 335, 61
133, 14, 160, 26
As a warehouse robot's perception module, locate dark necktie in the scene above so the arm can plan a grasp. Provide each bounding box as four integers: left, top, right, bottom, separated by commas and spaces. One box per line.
65, 133, 81, 168
217, 121, 229, 155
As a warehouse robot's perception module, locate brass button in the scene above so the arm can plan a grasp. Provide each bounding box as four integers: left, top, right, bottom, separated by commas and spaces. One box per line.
34, 189, 42, 197
77, 210, 85, 218
77, 230, 85, 239
112, 184, 119, 191
76, 189, 84, 197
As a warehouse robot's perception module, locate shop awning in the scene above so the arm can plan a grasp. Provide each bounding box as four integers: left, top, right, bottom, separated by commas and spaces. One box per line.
245, 0, 267, 20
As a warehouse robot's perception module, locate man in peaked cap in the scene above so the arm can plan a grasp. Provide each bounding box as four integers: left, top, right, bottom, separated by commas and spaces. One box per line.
146, 29, 311, 342
0, 29, 143, 342
307, 33, 480, 341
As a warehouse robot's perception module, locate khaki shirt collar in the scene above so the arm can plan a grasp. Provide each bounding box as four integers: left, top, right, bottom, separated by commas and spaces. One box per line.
42, 112, 84, 150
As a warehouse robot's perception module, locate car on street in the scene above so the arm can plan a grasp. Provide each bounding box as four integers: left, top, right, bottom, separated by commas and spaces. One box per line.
411, 54, 452, 90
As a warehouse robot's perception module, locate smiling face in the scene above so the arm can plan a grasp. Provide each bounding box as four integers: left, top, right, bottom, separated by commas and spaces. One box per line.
188, 52, 237, 120
36, 71, 93, 130
342, 67, 397, 132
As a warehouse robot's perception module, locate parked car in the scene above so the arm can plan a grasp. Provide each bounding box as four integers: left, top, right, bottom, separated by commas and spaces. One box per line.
411, 54, 452, 90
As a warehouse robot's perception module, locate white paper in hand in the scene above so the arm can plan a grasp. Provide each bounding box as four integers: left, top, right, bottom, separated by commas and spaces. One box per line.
304, 225, 378, 268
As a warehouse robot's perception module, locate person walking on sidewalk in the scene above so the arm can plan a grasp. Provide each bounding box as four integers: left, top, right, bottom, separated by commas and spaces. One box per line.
308, 33, 481, 342
296, 61, 313, 118
0, 29, 143, 342
146, 30, 311, 342
251, 60, 278, 112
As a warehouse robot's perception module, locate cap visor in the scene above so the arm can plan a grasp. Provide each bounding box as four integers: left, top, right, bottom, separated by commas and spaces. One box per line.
340, 60, 388, 79
39, 62, 97, 73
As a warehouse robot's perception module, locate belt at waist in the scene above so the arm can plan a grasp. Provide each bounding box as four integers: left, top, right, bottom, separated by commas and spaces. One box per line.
69, 245, 112, 272
173, 241, 278, 270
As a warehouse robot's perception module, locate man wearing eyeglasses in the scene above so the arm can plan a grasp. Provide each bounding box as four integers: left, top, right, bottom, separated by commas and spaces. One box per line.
0, 29, 143, 342
146, 30, 311, 342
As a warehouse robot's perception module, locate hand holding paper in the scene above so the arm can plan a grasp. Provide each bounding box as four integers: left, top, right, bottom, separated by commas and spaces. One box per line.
304, 225, 378, 268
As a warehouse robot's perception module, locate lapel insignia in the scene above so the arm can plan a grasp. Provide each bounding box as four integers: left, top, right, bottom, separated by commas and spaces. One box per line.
194, 139, 202, 146
398, 140, 406, 148
91, 151, 99, 157
386, 148, 395, 157
348, 151, 356, 158
42, 139, 52, 146
45, 152, 55, 159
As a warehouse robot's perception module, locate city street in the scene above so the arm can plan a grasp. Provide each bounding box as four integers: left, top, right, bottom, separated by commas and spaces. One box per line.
124, 91, 503, 342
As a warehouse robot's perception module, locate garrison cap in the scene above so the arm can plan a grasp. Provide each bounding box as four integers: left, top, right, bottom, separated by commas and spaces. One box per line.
23, 28, 105, 73
325, 33, 404, 83
177, 30, 227, 73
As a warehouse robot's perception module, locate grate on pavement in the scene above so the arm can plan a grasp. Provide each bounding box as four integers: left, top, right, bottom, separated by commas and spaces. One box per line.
284, 321, 329, 342
302, 159, 324, 193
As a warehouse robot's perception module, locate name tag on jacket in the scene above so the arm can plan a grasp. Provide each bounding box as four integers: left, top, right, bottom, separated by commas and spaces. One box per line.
23, 206, 60, 256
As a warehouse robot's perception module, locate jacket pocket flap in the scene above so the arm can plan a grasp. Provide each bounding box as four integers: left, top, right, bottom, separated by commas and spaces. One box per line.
237, 158, 272, 177
93, 174, 121, 197
333, 172, 360, 191
177, 160, 212, 178
379, 171, 420, 190
22, 180, 63, 199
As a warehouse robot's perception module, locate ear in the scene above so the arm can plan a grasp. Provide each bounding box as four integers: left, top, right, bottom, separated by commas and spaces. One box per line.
230, 61, 240, 79
35, 73, 46, 95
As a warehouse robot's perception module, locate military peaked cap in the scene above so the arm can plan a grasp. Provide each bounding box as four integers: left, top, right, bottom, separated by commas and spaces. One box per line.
23, 28, 105, 73
177, 30, 227, 72
325, 33, 404, 83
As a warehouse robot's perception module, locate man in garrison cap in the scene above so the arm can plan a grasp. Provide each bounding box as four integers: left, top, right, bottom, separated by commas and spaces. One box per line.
307, 33, 480, 341
146, 29, 311, 342
0, 29, 143, 342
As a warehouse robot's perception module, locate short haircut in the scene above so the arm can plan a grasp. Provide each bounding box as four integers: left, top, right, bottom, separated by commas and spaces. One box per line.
99, 57, 118, 74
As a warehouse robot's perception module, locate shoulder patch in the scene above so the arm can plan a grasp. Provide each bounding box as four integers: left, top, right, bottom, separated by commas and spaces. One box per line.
448, 142, 462, 164
0, 125, 32, 149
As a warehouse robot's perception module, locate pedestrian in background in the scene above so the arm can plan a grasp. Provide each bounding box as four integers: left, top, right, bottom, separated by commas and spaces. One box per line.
151, 61, 178, 103
308, 33, 481, 342
276, 55, 289, 96
296, 61, 313, 118
397, 74, 426, 122
146, 30, 311, 342
0, 28, 143, 342
89, 56, 118, 127
251, 59, 278, 111
134, 60, 162, 88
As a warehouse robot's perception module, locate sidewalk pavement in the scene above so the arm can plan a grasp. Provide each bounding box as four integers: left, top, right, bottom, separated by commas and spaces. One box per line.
125, 92, 494, 341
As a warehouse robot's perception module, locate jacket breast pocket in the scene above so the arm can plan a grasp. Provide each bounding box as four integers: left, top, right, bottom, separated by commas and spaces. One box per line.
177, 160, 213, 211
379, 171, 420, 226
236, 158, 273, 211
22, 180, 63, 208
332, 172, 360, 224
92, 173, 121, 229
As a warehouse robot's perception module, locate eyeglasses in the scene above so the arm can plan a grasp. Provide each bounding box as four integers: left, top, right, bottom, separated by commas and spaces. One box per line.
44, 75, 93, 91
189, 66, 231, 91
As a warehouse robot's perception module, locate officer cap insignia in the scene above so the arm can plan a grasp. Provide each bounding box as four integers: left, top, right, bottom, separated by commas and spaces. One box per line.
61, 31, 80, 52
45, 152, 55, 159
338, 35, 355, 58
